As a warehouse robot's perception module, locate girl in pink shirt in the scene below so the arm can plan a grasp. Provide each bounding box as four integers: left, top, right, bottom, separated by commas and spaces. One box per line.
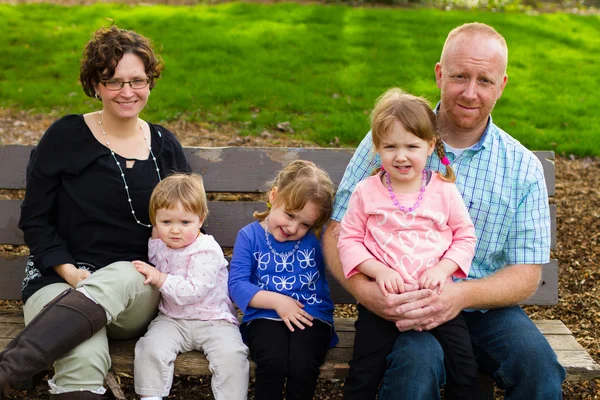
132, 174, 249, 400
338, 88, 478, 399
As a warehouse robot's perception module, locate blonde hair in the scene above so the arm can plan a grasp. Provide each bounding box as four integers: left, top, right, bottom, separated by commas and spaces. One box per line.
254, 160, 335, 237
149, 173, 208, 226
441, 22, 508, 74
371, 88, 455, 182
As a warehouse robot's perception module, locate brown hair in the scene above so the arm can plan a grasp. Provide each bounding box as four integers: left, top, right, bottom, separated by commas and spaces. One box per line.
371, 88, 455, 182
149, 174, 208, 226
79, 25, 164, 99
441, 22, 508, 74
254, 160, 335, 237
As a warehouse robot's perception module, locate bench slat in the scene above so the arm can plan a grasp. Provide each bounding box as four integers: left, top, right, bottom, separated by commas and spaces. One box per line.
0, 200, 558, 250
0, 313, 596, 381
0, 145, 556, 196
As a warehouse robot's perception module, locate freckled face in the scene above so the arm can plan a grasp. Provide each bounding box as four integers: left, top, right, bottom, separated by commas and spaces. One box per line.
436, 34, 508, 135
154, 203, 203, 249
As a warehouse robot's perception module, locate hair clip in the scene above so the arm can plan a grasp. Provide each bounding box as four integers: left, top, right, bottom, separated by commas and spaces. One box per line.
441, 156, 450, 166
266, 201, 272, 209
381, 164, 386, 171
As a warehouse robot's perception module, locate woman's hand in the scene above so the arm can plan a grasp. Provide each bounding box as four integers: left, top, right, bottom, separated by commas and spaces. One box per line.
274, 296, 314, 332
132, 260, 167, 288
54, 263, 90, 288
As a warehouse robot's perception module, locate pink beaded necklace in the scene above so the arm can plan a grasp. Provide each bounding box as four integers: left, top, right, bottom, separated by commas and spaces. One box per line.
384, 169, 427, 213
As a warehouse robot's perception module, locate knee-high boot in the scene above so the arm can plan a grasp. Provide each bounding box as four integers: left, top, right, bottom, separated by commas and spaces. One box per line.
0, 289, 107, 397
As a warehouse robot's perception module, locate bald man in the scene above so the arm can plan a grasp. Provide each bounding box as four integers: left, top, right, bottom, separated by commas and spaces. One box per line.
323, 23, 566, 400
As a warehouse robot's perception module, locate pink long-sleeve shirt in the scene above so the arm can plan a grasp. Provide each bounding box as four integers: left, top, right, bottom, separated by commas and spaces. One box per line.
338, 172, 476, 282
149, 235, 238, 325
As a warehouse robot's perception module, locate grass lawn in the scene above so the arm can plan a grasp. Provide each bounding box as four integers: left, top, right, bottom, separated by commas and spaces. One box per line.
0, 3, 598, 155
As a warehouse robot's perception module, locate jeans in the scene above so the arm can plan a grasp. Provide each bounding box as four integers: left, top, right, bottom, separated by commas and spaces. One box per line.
344, 305, 478, 400
378, 306, 566, 400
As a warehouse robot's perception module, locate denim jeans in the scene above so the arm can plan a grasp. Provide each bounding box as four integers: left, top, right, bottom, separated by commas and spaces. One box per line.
378, 306, 566, 400
344, 305, 478, 400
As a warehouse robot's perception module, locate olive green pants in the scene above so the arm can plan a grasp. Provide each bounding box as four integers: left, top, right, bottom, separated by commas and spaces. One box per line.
23, 261, 159, 393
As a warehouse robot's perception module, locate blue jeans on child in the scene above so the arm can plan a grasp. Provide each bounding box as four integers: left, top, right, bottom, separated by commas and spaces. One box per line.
378, 306, 566, 400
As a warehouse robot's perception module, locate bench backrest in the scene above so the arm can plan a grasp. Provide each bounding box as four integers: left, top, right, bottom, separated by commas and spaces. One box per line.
0, 145, 557, 304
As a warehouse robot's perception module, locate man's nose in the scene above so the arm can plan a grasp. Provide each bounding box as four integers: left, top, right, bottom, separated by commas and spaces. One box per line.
462, 80, 478, 99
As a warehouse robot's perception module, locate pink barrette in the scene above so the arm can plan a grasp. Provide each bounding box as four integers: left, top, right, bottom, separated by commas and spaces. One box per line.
381, 164, 385, 171
441, 156, 450, 166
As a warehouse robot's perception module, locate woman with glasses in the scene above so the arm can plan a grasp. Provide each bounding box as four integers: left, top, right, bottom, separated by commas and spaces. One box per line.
0, 26, 190, 399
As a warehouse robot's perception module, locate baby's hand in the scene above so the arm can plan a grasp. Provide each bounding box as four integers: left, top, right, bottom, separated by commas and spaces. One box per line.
274, 296, 314, 332
418, 268, 449, 294
132, 260, 165, 288
375, 268, 407, 296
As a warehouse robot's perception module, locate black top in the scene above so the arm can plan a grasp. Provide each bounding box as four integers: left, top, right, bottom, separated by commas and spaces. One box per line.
19, 114, 191, 303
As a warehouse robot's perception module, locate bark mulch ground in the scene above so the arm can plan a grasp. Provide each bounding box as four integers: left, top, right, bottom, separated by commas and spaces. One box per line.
1, 108, 599, 398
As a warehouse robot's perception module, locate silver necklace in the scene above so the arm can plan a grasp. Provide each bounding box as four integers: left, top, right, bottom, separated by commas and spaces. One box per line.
263, 216, 302, 258
98, 111, 161, 228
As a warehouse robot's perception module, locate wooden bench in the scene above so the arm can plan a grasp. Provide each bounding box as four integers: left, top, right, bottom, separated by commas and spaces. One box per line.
1, 145, 599, 396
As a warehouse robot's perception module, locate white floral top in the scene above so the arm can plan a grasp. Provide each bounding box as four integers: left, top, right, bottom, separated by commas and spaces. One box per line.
149, 235, 237, 324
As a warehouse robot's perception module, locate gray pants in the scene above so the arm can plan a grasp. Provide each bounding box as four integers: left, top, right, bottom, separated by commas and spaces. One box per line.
134, 313, 249, 398
23, 261, 160, 393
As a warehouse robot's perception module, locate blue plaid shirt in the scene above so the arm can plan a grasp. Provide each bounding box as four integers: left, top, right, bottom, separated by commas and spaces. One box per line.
332, 115, 551, 279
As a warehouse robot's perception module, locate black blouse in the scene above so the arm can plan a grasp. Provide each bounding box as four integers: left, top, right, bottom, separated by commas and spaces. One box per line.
19, 114, 191, 302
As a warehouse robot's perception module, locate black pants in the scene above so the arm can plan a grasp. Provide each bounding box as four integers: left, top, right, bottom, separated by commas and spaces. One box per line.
246, 318, 332, 400
343, 304, 479, 400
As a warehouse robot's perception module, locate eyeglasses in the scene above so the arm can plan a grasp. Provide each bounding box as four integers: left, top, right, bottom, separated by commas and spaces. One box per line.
100, 78, 150, 91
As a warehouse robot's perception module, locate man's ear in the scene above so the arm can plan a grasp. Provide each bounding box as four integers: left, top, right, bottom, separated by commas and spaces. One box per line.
496, 74, 508, 100
435, 63, 443, 90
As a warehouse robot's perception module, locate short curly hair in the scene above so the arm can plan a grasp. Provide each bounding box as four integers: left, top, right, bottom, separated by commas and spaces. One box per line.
79, 25, 164, 99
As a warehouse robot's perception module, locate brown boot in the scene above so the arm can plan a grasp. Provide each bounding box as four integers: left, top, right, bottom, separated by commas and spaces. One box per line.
49, 391, 104, 399
0, 289, 107, 396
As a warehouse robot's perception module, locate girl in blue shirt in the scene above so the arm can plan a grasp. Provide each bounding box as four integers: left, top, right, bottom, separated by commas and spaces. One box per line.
228, 160, 338, 400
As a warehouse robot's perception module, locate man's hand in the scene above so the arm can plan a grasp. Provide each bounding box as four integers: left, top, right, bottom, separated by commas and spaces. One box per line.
274, 296, 314, 332
54, 263, 90, 288
395, 282, 465, 332
133, 260, 166, 288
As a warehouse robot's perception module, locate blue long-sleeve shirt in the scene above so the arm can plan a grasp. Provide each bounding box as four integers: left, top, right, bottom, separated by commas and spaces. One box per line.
228, 221, 336, 344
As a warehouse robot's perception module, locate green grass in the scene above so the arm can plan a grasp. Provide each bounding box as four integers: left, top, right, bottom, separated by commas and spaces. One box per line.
0, 3, 598, 156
